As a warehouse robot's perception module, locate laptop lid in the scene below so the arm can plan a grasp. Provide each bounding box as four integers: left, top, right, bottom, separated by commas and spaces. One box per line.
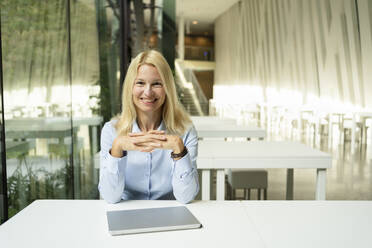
106, 206, 202, 235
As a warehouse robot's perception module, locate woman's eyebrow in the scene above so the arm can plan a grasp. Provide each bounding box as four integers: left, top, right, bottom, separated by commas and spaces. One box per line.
135, 78, 162, 81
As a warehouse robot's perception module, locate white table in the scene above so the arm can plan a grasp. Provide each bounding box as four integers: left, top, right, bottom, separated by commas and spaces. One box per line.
241, 201, 372, 248
2, 200, 371, 248
5, 141, 35, 154
351, 112, 372, 152
0, 200, 264, 248
5, 116, 103, 153
197, 141, 332, 201
191, 116, 236, 125
195, 123, 266, 139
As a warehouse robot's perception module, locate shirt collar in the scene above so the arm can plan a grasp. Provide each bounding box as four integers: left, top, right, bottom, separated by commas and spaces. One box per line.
132, 119, 166, 133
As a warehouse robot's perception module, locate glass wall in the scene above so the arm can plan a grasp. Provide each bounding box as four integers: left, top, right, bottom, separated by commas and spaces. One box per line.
0, 14, 6, 224
0, 0, 105, 221
70, 0, 102, 199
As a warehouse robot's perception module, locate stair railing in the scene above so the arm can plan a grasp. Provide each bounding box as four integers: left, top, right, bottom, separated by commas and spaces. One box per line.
175, 59, 208, 116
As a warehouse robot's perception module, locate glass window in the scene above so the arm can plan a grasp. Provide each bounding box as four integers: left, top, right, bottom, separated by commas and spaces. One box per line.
70, 0, 102, 198
0, 0, 103, 218
1, 0, 73, 218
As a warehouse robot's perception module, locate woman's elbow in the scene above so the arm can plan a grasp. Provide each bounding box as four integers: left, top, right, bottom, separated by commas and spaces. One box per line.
98, 185, 123, 204
174, 186, 199, 204
101, 192, 122, 204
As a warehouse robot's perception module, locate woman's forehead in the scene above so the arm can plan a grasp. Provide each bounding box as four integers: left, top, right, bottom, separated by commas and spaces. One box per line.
136, 64, 162, 79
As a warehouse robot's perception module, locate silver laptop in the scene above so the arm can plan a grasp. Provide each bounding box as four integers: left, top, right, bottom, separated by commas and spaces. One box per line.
106, 206, 202, 235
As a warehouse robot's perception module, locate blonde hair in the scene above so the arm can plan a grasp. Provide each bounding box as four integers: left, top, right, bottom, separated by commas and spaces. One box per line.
114, 50, 192, 136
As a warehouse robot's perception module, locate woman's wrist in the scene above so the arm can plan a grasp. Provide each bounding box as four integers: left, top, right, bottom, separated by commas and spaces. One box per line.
172, 137, 184, 154
171, 146, 188, 160
111, 138, 125, 158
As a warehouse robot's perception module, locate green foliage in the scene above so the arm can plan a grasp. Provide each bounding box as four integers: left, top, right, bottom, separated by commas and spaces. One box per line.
7, 157, 72, 218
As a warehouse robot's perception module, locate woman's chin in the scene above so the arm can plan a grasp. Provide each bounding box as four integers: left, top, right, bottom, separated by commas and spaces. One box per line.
137, 105, 162, 115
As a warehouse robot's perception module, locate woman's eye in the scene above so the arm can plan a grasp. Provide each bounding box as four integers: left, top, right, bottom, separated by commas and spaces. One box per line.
136, 81, 145, 86
153, 82, 162, 87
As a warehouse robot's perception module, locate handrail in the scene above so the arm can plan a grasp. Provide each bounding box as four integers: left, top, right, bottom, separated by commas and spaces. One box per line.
185, 68, 209, 105
174, 59, 208, 115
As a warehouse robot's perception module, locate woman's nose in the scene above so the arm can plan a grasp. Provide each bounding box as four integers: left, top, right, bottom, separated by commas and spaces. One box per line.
144, 85, 153, 96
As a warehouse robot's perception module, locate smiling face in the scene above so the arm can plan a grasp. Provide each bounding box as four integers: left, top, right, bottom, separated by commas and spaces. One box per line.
132, 64, 166, 117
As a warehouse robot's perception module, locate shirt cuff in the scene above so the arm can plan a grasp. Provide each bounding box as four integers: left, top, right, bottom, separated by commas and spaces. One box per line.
103, 150, 127, 174
173, 152, 194, 179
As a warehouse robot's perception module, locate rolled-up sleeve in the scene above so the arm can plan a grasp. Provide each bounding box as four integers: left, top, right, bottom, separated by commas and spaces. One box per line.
172, 126, 199, 204
98, 122, 127, 204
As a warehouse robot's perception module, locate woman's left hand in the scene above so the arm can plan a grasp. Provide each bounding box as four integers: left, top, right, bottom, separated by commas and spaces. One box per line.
159, 134, 184, 154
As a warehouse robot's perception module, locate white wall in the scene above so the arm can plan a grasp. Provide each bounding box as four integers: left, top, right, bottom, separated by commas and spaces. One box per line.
215, 0, 372, 109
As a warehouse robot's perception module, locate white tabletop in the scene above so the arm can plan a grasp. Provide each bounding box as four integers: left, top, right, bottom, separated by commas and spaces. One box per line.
5, 116, 103, 131
191, 116, 236, 125
0, 200, 264, 248
2, 200, 371, 248
197, 140, 332, 169
5, 116, 103, 139
241, 201, 372, 248
195, 124, 266, 138
354, 111, 372, 117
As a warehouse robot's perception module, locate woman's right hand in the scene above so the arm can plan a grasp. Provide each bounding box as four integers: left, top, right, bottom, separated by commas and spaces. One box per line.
110, 130, 166, 157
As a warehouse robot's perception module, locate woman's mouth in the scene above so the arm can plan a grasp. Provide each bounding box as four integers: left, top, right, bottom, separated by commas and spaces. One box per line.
140, 98, 158, 104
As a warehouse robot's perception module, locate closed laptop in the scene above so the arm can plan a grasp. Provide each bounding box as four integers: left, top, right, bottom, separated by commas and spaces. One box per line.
106, 206, 202, 235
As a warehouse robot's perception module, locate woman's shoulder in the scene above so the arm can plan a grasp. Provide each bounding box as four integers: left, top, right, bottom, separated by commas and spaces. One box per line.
102, 119, 119, 135
103, 119, 118, 128
181, 123, 197, 139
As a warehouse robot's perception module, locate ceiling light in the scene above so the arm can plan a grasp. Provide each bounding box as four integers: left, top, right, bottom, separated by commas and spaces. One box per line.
192, 20, 198, 25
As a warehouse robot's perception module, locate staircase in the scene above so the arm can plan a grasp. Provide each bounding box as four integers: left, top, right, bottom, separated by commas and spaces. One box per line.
177, 84, 205, 115
175, 59, 209, 116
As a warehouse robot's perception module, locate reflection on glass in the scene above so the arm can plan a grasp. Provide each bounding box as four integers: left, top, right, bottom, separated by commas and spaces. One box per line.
1, 0, 102, 217
1, 0, 72, 217
0, 116, 5, 224
70, 0, 102, 199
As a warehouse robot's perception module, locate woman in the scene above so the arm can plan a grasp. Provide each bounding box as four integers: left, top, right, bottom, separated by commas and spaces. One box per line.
98, 50, 199, 204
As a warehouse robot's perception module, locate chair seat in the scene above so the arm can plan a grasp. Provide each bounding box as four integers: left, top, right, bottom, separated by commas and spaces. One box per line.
227, 169, 268, 200
227, 169, 268, 189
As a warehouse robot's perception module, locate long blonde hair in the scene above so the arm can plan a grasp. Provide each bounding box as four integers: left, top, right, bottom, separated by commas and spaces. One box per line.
114, 50, 192, 136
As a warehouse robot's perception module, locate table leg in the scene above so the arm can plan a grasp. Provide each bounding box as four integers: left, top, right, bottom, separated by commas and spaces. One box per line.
73, 131, 81, 198
286, 168, 294, 200
362, 118, 367, 145
339, 115, 344, 144
351, 114, 356, 153
92, 126, 98, 154
260, 104, 264, 128
314, 118, 320, 148
202, 170, 210, 200
216, 169, 225, 201
91, 125, 99, 185
267, 108, 271, 134
328, 113, 333, 149
316, 168, 327, 200
297, 113, 302, 139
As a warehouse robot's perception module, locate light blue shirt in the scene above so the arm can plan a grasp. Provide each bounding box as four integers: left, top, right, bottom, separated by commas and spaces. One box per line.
98, 120, 199, 204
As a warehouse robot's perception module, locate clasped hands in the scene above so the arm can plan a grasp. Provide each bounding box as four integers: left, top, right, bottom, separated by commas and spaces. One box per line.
111, 130, 184, 158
